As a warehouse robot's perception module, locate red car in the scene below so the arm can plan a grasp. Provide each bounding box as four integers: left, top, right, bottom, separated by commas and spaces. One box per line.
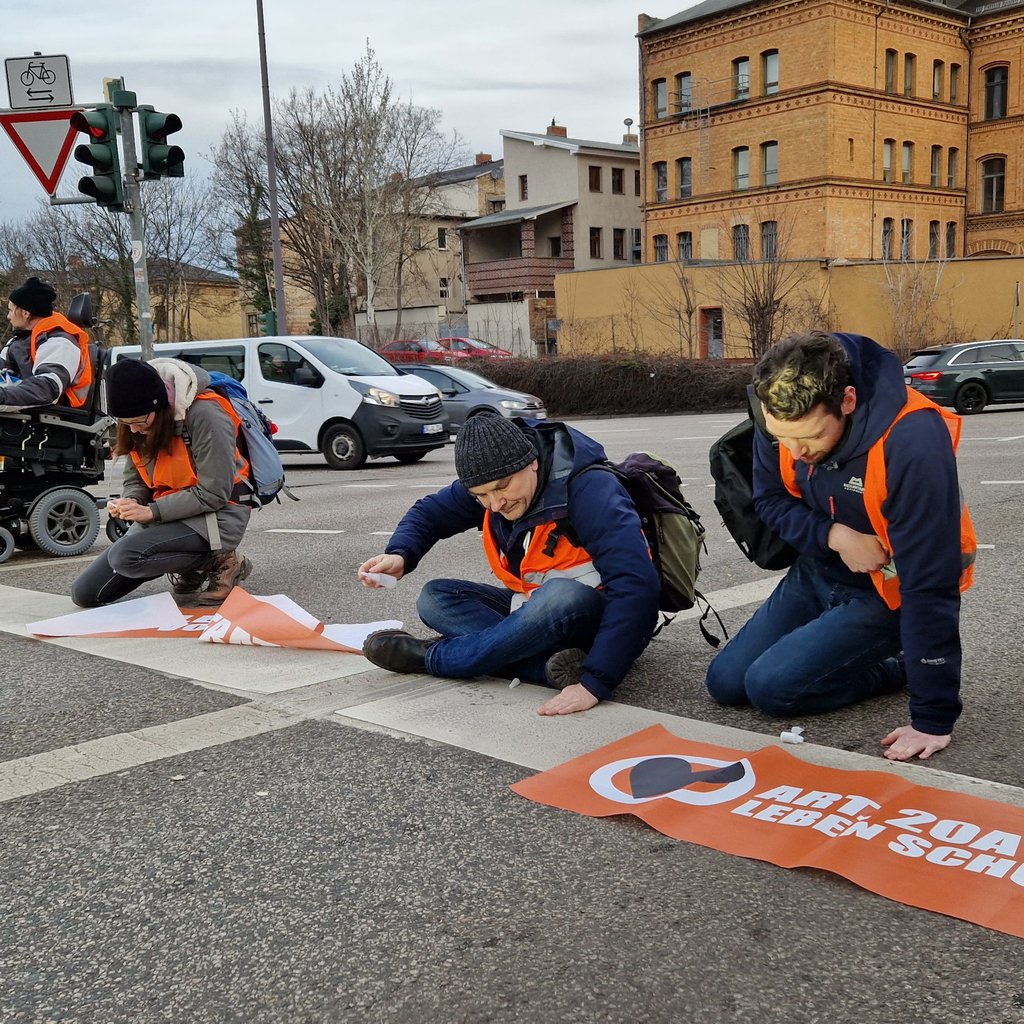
438, 336, 513, 360
380, 339, 471, 365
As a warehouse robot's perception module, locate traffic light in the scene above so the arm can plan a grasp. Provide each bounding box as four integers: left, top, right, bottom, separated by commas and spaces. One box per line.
138, 105, 184, 179
257, 310, 277, 336
70, 106, 124, 210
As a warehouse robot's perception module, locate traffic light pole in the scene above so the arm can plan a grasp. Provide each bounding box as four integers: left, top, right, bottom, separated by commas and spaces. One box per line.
114, 92, 155, 361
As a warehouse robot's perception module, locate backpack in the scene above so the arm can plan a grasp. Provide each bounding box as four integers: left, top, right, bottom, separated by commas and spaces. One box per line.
206, 370, 291, 507
577, 452, 724, 645
708, 387, 797, 571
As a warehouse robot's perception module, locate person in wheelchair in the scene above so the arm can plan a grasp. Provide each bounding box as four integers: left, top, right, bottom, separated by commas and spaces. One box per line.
71, 357, 254, 608
2, 277, 93, 411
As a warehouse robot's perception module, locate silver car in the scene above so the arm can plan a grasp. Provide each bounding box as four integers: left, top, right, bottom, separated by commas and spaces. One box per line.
407, 364, 547, 431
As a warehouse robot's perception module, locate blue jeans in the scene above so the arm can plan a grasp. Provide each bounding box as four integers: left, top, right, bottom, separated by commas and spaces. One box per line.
417, 577, 607, 685
705, 557, 904, 717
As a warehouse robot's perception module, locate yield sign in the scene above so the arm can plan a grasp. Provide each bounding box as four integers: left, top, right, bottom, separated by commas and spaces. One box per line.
0, 107, 81, 195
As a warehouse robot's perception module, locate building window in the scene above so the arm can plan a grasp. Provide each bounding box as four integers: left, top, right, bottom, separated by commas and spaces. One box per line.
589, 226, 603, 259
981, 157, 1005, 213
902, 142, 914, 184
630, 228, 642, 261
903, 54, 916, 97
611, 167, 624, 194
677, 231, 693, 260
677, 157, 692, 199
675, 72, 692, 112
439, 277, 450, 299
883, 139, 894, 182
885, 50, 897, 94
654, 161, 668, 202
732, 223, 750, 260
733, 147, 750, 190
654, 234, 669, 262
761, 141, 778, 186
947, 148, 958, 188
437, 227, 448, 250
488, 198, 505, 214
933, 60, 944, 102
760, 220, 778, 259
930, 146, 942, 187
613, 228, 626, 260
762, 50, 779, 95
653, 78, 668, 119
900, 218, 913, 260
635, 170, 641, 196
589, 165, 602, 192
928, 221, 940, 260
550, 236, 562, 257
733, 57, 750, 100
985, 66, 1008, 119
945, 221, 957, 258
518, 174, 528, 201
882, 217, 894, 260
950, 64, 961, 104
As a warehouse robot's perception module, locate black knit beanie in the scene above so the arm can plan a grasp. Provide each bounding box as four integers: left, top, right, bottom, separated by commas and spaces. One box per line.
9, 276, 56, 318
454, 416, 536, 489
104, 358, 170, 418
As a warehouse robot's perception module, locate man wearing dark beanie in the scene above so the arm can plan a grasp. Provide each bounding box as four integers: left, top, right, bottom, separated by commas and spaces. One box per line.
358, 414, 661, 715
1, 277, 94, 411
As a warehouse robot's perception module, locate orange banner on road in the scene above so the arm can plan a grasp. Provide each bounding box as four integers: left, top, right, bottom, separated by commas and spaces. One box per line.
512, 725, 1024, 940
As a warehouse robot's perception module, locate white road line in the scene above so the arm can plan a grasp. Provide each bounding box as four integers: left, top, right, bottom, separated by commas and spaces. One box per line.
980, 480, 1024, 485
370, 531, 394, 536
1000, 435, 1024, 441
265, 529, 345, 534
977, 544, 996, 549
672, 436, 722, 440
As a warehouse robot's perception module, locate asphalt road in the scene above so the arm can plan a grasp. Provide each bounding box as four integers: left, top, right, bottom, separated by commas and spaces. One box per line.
1, 407, 1023, 1024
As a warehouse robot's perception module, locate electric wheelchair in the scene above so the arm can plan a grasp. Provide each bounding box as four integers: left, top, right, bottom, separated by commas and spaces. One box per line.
0, 292, 114, 563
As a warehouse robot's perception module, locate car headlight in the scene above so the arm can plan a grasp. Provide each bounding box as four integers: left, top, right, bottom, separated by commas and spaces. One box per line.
363, 387, 400, 407
499, 400, 528, 410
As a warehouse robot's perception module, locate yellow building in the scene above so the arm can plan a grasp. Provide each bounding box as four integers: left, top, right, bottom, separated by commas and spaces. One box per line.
638, 0, 1024, 263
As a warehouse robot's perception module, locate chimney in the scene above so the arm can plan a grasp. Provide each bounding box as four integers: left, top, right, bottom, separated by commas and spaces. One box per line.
622, 132, 639, 145
475, 152, 493, 164
546, 119, 568, 138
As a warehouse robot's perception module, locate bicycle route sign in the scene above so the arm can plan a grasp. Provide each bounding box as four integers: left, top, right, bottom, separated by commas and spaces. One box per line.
5, 54, 73, 109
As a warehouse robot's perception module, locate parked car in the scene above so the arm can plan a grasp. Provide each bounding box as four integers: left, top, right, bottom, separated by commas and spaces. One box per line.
903, 339, 1024, 414
438, 336, 513, 360
380, 339, 471, 365
408, 364, 546, 431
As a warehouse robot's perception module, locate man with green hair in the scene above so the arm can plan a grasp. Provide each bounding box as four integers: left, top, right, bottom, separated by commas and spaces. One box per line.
705, 331, 975, 761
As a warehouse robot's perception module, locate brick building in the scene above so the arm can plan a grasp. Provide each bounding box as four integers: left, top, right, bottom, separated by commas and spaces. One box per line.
638, 0, 1024, 264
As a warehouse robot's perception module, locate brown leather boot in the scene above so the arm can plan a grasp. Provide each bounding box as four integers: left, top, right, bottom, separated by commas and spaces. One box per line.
167, 560, 212, 606
196, 551, 253, 607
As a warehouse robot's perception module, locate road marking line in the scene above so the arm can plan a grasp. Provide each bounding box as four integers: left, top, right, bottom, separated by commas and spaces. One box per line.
980, 480, 1024, 484
672, 435, 723, 440
0, 554, 100, 573
264, 529, 346, 534
370, 531, 394, 536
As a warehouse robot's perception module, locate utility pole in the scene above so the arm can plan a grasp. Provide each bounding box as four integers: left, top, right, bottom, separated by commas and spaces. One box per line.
257, 0, 288, 336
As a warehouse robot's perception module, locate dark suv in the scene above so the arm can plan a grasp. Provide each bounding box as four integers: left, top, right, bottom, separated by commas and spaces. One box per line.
904, 340, 1024, 414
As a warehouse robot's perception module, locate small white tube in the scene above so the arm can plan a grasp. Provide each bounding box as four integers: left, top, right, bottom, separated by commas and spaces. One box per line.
360, 571, 397, 589
780, 726, 805, 744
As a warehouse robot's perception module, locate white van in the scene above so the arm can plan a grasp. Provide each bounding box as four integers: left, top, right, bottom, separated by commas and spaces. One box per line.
109, 335, 450, 470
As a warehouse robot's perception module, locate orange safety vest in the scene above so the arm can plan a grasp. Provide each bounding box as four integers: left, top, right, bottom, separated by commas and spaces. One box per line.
481, 514, 602, 606
130, 392, 250, 501
779, 387, 977, 610
29, 312, 93, 408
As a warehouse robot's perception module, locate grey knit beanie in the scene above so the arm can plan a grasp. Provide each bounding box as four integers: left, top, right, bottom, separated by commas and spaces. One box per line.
455, 416, 536, 489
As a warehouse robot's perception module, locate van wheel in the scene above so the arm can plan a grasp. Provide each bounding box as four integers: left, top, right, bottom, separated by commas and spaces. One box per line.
322, 423, 367, 470
954, 382, 987, 415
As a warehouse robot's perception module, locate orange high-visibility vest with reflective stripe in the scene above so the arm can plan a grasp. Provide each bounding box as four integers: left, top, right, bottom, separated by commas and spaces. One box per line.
29, 312, 93, 408
778, 387, 976, 610
131, 392, 250, 501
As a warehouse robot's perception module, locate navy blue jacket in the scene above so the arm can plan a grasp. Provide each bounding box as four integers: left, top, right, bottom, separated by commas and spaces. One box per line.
753, 333, 964, 735
386, 419, 661, 700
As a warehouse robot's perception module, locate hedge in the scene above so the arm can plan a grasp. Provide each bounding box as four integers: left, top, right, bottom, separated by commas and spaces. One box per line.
466, 355, 754, 417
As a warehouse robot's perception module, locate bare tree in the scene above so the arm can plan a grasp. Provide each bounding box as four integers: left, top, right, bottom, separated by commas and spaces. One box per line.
645, 259, 700, 356
880, 247, 960, 361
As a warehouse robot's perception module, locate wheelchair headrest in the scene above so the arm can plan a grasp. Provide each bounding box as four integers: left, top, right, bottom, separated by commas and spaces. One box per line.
67, 293, 95, 330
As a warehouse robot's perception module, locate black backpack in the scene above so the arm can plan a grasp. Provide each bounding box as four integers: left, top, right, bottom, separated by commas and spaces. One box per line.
577, 452, 724, 645
708, 387, 797, 572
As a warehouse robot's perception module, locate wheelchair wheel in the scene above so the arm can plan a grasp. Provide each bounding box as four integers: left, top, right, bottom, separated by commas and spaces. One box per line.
0, 526, 15, 564
28, 487, 101, 557
106, 516, 130, 542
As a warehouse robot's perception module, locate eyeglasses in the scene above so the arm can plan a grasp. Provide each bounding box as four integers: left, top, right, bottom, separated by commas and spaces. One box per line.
119, 412, 155, 429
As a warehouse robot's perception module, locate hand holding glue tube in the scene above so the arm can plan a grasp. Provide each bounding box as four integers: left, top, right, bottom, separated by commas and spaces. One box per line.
358, 553, 405, 589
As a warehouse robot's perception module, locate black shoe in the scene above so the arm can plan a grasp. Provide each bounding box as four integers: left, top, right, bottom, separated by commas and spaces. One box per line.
544, 648, 586, 689
362, 629, 436, 674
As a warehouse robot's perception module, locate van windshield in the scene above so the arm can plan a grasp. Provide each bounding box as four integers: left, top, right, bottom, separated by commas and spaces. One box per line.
301, 337, 400, 376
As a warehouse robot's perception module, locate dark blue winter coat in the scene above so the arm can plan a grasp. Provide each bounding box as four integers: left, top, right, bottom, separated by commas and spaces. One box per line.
753, 333, 965, 735
385, 419, 661, 700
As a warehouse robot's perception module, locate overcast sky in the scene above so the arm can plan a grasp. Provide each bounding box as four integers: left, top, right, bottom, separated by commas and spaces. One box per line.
0, 0, 695, 225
